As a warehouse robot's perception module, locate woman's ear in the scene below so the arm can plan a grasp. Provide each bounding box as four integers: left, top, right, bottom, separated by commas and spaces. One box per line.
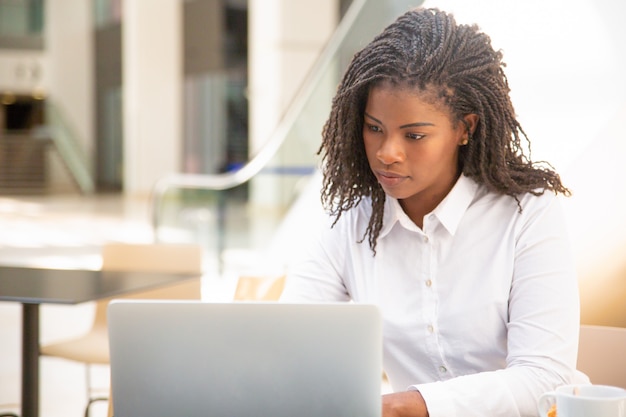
464, 114, 479, 135
460, 114, 479, 145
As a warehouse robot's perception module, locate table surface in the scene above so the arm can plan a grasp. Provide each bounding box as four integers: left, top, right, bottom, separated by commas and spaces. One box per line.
0, 265, 200, 304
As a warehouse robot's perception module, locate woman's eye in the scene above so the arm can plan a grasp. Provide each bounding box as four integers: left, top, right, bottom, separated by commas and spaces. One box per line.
407, 133, 425, 140
366, 124, 382, 133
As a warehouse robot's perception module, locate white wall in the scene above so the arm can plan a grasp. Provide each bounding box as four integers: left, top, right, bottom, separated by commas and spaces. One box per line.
122, 0, 183, 196
248, 0, 339, 153
0, 51, 46, 93
45, 0, 94, 160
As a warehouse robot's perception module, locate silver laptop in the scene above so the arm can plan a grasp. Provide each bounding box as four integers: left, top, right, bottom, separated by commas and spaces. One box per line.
107, 300, 382, 417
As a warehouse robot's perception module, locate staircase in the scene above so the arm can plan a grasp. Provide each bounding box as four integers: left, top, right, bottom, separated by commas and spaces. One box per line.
0, 134, 52, 195
0, 92, 95, 196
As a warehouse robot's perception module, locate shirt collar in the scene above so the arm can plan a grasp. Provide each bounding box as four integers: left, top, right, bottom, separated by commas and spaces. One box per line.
378, 174, 479, 238
432, 174, 478, 235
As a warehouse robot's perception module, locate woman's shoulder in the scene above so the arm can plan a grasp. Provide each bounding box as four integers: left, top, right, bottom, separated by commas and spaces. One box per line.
321, 196, 374, 237
515, 187, 564, 214
472, 180, 562, 211
464, 183, 566, 233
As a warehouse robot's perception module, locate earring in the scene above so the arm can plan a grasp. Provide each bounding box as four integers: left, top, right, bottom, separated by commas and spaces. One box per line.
461, 132, 472, 146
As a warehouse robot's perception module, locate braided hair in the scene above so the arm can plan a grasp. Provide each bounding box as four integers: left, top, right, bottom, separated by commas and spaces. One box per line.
319, 7, 570, 252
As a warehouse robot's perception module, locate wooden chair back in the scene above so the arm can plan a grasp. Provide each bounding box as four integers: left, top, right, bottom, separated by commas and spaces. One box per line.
578, 324, 626, 388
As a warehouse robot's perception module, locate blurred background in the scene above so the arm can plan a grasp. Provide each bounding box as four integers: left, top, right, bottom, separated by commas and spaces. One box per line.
0, 0, 625, 416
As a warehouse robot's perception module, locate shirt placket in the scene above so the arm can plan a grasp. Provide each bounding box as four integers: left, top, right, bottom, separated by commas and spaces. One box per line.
421, 218, 451, 379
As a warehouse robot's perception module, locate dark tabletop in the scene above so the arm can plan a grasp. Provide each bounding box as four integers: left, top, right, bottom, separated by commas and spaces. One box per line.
0, 265, 199, 304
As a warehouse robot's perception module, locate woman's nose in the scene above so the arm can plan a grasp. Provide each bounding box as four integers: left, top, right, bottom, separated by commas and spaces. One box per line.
376, 136, 405, 165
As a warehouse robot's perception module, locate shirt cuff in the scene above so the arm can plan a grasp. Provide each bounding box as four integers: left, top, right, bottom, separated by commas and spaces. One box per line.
409, 382, 455, 417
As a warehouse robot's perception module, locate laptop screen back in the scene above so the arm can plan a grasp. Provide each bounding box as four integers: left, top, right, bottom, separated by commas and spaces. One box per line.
108, 300, 382, 417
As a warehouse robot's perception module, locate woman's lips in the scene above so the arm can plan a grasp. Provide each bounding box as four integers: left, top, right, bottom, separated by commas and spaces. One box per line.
376, 170, 407, 187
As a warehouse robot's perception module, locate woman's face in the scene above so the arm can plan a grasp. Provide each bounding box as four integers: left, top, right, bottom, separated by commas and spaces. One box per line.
363, 84, 476, 223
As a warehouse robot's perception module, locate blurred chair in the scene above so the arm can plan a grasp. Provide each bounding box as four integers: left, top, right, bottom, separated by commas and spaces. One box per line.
577, 324, 626, 388
40, 242, 204, 417
233, 274, 285, 301
578, 245, 626, 328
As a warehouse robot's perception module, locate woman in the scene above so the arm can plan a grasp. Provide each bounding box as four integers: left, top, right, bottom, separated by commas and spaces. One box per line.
280, 7, 586, 417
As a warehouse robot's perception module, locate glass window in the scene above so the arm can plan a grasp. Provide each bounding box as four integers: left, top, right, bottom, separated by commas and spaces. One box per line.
0, 0, 44, 49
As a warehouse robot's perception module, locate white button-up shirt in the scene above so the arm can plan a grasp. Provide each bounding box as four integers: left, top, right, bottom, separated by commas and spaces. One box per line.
281, 175, 586, 417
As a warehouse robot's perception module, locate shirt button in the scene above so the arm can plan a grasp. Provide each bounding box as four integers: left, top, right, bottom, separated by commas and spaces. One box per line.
427, 325, 434, 333
423, 235, 429, 243
425, 279, 432, 287
439, 366, 447, 373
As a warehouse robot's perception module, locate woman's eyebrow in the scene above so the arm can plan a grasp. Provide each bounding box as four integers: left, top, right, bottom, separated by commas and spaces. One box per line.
364, 112, 382, 124
399, 121, 435, 128
364, 111, 435, 128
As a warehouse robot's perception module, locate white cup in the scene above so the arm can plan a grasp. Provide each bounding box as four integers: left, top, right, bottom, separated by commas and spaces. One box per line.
537, 384, 626, 417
